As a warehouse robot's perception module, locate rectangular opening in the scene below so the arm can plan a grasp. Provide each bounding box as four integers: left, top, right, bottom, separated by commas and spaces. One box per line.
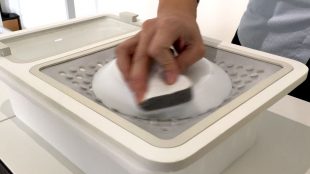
30, 41, 292, 148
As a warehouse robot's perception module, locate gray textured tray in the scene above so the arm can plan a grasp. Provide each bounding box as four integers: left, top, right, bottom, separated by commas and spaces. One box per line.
39, 46, 281, 139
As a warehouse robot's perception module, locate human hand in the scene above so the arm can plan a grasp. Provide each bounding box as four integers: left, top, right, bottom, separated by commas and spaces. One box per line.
116, 4, 204, 103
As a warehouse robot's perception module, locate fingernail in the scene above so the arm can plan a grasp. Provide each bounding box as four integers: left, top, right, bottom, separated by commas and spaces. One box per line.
165, 71, 177, 84
135, 91, 144, 103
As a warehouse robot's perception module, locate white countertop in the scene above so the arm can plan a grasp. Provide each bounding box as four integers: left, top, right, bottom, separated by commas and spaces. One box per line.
268, 95, 310, 127
223, 107, 310, 174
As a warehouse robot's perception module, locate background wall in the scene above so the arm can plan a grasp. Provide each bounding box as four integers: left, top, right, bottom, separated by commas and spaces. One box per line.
197, 0, 249, 42
0, 0, 68, 28
0, 0, 249, 42
74, 0, 249, 42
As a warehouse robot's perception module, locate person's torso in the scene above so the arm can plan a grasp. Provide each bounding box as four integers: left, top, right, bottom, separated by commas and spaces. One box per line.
238, 0, 310, 63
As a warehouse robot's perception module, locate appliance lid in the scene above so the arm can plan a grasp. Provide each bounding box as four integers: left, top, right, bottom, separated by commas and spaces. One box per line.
0, 14, 140, 63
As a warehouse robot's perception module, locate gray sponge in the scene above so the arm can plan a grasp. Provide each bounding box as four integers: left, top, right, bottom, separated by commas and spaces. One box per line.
139, 74, 193, 111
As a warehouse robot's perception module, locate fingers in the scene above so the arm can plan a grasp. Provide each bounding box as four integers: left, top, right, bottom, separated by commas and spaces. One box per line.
115, 16, 205, 104
116, 35, 138, 82
129, 20, 156, 102
148, 26, 180, 84
176, 41, 205, 72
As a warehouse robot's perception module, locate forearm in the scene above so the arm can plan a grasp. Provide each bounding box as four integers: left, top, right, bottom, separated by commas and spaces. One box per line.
157, 0, 198, 18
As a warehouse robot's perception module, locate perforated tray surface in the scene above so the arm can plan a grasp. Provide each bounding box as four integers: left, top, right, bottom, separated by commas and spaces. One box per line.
39, 46, 282, 139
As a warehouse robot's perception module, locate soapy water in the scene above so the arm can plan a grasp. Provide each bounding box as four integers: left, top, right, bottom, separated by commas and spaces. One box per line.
92, 58, 232, 120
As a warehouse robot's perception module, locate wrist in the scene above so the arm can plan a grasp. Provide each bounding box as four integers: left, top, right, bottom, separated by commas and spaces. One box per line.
158, 0, 198, 18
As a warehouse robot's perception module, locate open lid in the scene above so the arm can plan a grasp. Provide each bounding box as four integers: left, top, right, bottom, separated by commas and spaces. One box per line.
0, 13, 140, 63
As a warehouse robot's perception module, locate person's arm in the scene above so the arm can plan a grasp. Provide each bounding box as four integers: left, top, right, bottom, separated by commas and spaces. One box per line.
158, 0, 198, 17
116, 0, 204, 102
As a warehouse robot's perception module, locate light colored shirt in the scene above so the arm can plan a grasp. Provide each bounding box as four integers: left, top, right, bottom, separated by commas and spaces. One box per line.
238, 0, 310, 64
